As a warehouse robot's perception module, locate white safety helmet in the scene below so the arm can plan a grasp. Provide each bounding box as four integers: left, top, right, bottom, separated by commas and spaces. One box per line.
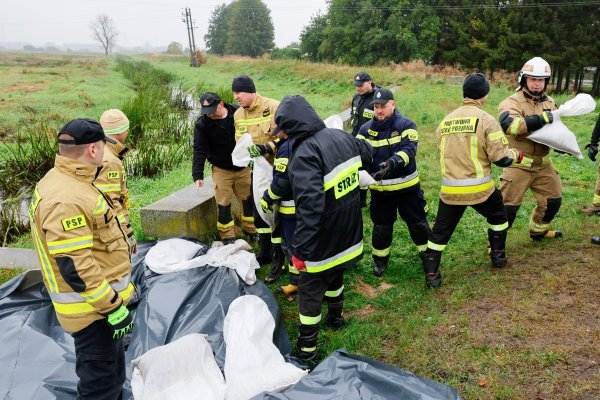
518, 57, 551, 85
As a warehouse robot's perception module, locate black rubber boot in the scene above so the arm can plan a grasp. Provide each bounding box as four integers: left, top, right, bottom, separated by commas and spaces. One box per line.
243, 231, 258, 244
265, 244, 286, 283
359, 189, 368, 208
293, 330, 321, 370
324, 301, 346, 330
373, 255, 390, 277
488, 229, 507, 268
255, 233, 272, 265
592, 236, 600, 245
421, 251, 442, 288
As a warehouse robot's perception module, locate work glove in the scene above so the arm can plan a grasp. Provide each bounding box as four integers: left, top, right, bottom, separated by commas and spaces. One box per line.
248, 143, 273, 158
371, 157, 402, 180
248, 160, 254, 170
585, 143, 598, 161
105, 304, 134, 340
291, 255, 306, 271
540, 110, 553, 124
524, 111, 553, 131
260, 190, 274, 214
512, 148, 524, 164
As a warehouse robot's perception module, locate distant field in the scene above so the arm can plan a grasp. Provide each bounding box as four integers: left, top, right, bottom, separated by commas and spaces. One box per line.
1, 52, 599, 399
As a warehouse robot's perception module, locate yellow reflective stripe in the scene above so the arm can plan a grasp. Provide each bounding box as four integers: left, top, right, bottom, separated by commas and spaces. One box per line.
305, 241, 363, 273
299, 313, 321, 325
119, 282, 135, 302
488, 130, 506, 141
356, 134, 367, 140
396, 151, 409, 165
301, 346, 317, 352
417, 244, 428, 252
103, 122, 130, 135
509, 117, 521, 136
279, 206, 295, 214
235, 116, 272, 126
52, 301, 95, 314
82, 280, 112, 303
242, 216, 254, 222
32, 226, 58, 293
372, 247, 390, 257
268, 187, 281, 200
217, 221, 234, 229
323, 158, 362, 190
470, 136, 483, 178
96, 183, 121, 193
371, 176, 420, 191
288, 264, 299, 274
93, 195, 107, 215
271, 237, 282, 244
441, 179, 494, 194
593, 194, 600, 205
405, 128, 418, 141
256, 228, 272, 234
541, 154, 552, 166
427, 241, 446, 251
489, 222, 509, 231
325, 285, 344, 298
439, 136, 447, 176
47, 235, 93, 254
529, 218, 551, 233
361, 136, 403, 148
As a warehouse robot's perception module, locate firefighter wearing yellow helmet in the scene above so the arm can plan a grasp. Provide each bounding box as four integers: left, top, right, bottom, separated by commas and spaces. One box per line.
497, 57, 562, 240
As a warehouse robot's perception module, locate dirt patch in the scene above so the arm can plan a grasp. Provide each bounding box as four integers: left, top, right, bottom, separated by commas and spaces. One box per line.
352, 277, 396, 298
438, 243, 600, 399
346, 304, 377, 319
4, 83, 48, 93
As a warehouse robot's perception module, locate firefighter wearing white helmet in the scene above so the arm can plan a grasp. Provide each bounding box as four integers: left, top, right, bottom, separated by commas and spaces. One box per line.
497, 57, 562, 240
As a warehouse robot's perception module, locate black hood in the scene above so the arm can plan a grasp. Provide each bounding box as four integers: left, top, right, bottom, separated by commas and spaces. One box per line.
274, 95, 326, 140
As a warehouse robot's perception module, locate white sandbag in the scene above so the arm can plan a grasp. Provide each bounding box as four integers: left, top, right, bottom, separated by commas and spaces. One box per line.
324, 114, 344, 130
359, 170, 376, 188
223, 295, 308, 400
145, 238, 259, 284
131, 333, 226, 400
231, 133, 253, 167
252, 156, 277, 230
527, 94, 596, 159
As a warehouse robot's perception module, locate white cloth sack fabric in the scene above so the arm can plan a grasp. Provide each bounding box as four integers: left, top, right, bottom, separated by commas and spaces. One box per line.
145, 238, 259, 284
359, 170, 376, 188
131, 333, 226, 400
528, 93, 597, 159
223, 295, 307, 400
252, 155, 277, 230
231, 133, 254, 167
324, 114, 344, 130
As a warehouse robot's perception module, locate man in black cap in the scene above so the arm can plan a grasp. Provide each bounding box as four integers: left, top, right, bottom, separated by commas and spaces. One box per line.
356, 88, 430, 278
29, 118, 134, 399
422, 73, 523, 287
232, 75, 286, 282
193, 92, 256, 244
350, 72, 380, 208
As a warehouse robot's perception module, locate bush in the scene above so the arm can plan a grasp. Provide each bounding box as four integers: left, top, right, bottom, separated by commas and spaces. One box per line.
271, 47, 301, 60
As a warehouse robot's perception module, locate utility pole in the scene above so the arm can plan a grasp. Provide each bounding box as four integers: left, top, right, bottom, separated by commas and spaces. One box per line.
181, 8, 199, 67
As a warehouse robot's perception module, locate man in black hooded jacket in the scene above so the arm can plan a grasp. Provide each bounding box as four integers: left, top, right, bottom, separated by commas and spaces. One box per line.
274, 95, 373, 365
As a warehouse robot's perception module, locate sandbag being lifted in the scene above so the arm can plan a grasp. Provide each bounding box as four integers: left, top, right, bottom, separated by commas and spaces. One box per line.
528, 93, 597, 158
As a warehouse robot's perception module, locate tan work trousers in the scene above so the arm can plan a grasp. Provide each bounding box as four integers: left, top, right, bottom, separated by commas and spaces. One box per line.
499, 163, 562, 236
212, 166, 256, 239
594, 162, 600, 206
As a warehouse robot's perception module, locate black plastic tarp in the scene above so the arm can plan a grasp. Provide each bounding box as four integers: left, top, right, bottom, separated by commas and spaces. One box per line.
0, 241, 291, 399
252, 350, 461, 400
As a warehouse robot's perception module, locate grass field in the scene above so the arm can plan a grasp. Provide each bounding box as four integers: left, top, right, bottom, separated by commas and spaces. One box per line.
1, 52, 599, 399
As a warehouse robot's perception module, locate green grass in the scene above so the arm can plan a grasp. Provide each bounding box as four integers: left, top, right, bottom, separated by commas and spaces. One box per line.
1, 53, 599, 399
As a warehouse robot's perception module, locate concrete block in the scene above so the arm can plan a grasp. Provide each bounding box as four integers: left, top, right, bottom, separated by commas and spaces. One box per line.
140, 176, 241, 243
0, 247, 40, 270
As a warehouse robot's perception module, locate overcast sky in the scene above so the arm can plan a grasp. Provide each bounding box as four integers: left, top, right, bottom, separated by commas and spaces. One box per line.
0, 0, 328, 49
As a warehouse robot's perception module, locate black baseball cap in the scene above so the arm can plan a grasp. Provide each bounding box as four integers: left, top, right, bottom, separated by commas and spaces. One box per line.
57, 118, 116, 145
200, 92, 221, 115
352, 72, 372, 86
372, 88, 394, 104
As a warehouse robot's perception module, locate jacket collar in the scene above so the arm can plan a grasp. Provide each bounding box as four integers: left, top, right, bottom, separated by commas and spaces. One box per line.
54, 155, 100, 184
462, 98, 483, 108
245, 93, 264, 112
106, 140, 129, 159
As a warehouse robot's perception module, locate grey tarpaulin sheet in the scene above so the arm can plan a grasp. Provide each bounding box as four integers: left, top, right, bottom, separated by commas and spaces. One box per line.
252, 349, 461, 400
0, 240, 291, 400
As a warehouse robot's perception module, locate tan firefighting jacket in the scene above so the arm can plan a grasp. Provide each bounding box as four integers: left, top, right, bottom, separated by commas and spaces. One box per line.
234, 93, 280, 163
96, 141, 133, 239
29, 155, 133, 333
436, 99, 519, 205
498, 90, 557, 172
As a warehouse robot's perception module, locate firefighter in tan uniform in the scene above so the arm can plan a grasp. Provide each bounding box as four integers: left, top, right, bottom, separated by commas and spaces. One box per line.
232, 75, 285, 281
98, 109, 136, 252
498, 57, 562, 240
423, 74, 523, 288
29, 118, 134, 400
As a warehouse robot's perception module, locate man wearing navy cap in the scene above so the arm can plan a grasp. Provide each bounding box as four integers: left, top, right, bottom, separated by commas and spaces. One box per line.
30, 118, 134, 399
193, 92, 256, 243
